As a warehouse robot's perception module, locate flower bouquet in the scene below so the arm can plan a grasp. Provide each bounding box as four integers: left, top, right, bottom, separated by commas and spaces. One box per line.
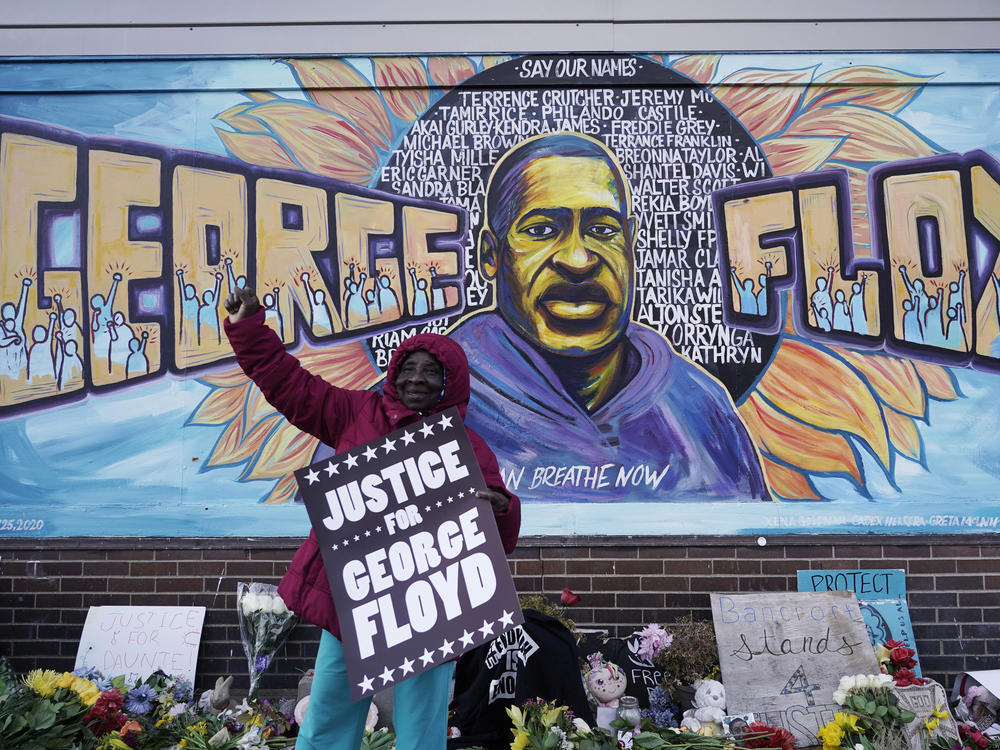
875, 639, 928, 687
927, 722, 1000, 750
818, 673, 915, 750
237, 582, 299, 701
649, 616, 720, 699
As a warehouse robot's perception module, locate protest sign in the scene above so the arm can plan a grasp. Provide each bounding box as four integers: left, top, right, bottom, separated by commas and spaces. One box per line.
294, 406, 523, 700
797, 568, 921, 675
75, 606, 206, 683
711, 591, 879, 748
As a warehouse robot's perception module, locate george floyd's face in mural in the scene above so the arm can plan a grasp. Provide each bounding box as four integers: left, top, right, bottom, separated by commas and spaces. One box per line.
480, 152, 636, 356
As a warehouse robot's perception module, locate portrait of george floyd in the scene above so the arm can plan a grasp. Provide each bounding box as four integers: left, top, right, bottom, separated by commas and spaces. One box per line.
448, 133, 769, 502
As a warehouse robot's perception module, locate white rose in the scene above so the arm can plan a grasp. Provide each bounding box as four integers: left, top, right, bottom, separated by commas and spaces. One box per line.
572, 717, 591, 734
833, 690, 847, 705
272, 595, 289, 615
241, 592, 262, 614
838, 675, 856, 692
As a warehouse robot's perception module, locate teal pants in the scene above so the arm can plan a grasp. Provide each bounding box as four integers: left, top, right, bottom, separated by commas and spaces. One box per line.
295, 630, 455, 750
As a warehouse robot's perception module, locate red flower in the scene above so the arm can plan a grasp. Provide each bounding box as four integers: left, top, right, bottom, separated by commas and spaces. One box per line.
889, 646, 917, 668
84, 689, 128, 736
892, 667, 929, 687
959, 724, 989, 750
741, 722, 795, 750
561, 588, 581, 606
884, 639, 905, 649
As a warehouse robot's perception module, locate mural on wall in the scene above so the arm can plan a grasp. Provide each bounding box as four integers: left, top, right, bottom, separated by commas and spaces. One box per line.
1, 51, 999, 537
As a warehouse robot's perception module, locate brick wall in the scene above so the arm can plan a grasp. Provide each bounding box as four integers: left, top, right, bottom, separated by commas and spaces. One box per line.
2, 535, 997, 694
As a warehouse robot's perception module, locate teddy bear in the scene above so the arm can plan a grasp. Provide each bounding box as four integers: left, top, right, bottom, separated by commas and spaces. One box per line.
584, 652, 628, 730
680, 679, 726, 736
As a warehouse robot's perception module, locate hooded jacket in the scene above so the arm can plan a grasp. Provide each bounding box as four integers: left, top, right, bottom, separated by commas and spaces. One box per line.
225, 309, 520, 637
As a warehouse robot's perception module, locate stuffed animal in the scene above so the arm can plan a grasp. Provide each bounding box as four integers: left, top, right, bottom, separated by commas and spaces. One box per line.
584, 652, 628, 731
680, 679, 726, 735
584, 652, 627, 707
198, 676, 237, 713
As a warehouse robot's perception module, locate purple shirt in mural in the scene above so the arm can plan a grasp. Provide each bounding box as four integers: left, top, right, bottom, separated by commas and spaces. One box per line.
450, 313, 769, 502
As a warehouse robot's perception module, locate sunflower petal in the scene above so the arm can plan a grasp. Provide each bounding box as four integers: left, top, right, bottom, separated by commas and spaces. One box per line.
803, 66, 935, 114
760, 456, 820, 500
215, 103, 264, 133
912, 360, 961, 400
234, 415, 284, 479
215, 128, 301, 171
835, 349, 926, 417
205, 416, 254, 467
428, 56, 477, 88
761, 136, 844, 175
245, 100, 379, 184
286, 58, 394, 150
373, 57, 430, 122
246, 423, 318, 480
482, 55, 513, 70
200, 367, 255, 388
672, 54, 721, 84
756, 338, 891, 469
261, 473, 300, 505
884, 408, 922, 461
298, 340, 381, 388
783, 106, 936, 163
242, 90, 279, 103
189, 383, 252, 426
739, 394, 862, 482
712, 67, 815, 137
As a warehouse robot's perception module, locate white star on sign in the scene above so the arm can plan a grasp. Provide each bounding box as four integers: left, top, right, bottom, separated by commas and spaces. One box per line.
436, 500, 443, 508
363, 445, 378, 461
400, 430, 415, 445
381, 437, 397, 453
438, 414, 453, 429
331, 544, 339, 551
498, 610, 515, 628
398, 657, 415, 676
446, 496, 454, 503
419, 648, 436, 667
478, 619, 495, 638
304, 468, 320, 484
419, 422, 435, 438
364, 529, 371, 537
358, 675, 374, 693
344, 453, 359, 469
459, 630, 475, 647
379, 666, 395, 685
353, 535, 360, 542
424, 505, 431, 513
439, 638, 455, 657
324, 461, 339, 476
468, 486, 477, 494
342, 539, 349, 547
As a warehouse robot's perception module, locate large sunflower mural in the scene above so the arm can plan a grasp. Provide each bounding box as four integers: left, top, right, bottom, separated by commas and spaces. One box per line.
190, 54, 960, 506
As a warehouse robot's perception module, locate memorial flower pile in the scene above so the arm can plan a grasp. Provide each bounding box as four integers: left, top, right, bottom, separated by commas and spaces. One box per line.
649, 616, 720, 695
0, 659, 296, 749
926, 722, 1000, 750
875, 639, 928, 687
736, 721, 795, 750
237, 582, 299, 700
818, 673, 916, 750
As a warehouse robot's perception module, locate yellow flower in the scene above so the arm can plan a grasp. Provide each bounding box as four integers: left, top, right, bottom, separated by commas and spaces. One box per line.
71, 676, 101, 706
510, 730, 529, 750
506, 705, 524, 730
875, 644, 891, 665
835, 711, 860, 730
925, 717, 940, 731
817, 720, 845, 750
931, 704, 948, 719
178, 741, 188, 749
23, 669, 60, 698
56, 672, 76, 689
541, 704, 565, 728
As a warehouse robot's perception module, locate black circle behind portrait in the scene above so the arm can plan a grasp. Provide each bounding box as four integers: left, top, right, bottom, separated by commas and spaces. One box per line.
377, 53, 779, 401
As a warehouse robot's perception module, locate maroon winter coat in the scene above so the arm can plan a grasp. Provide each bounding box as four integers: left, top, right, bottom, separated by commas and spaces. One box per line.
225, 309, 521, 637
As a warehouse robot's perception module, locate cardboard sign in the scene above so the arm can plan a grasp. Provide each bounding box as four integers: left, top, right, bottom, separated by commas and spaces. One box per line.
75, 606, 206, 683
711, 591, 879, 748
797, 568, 921, 675
294, 406, 523, 700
